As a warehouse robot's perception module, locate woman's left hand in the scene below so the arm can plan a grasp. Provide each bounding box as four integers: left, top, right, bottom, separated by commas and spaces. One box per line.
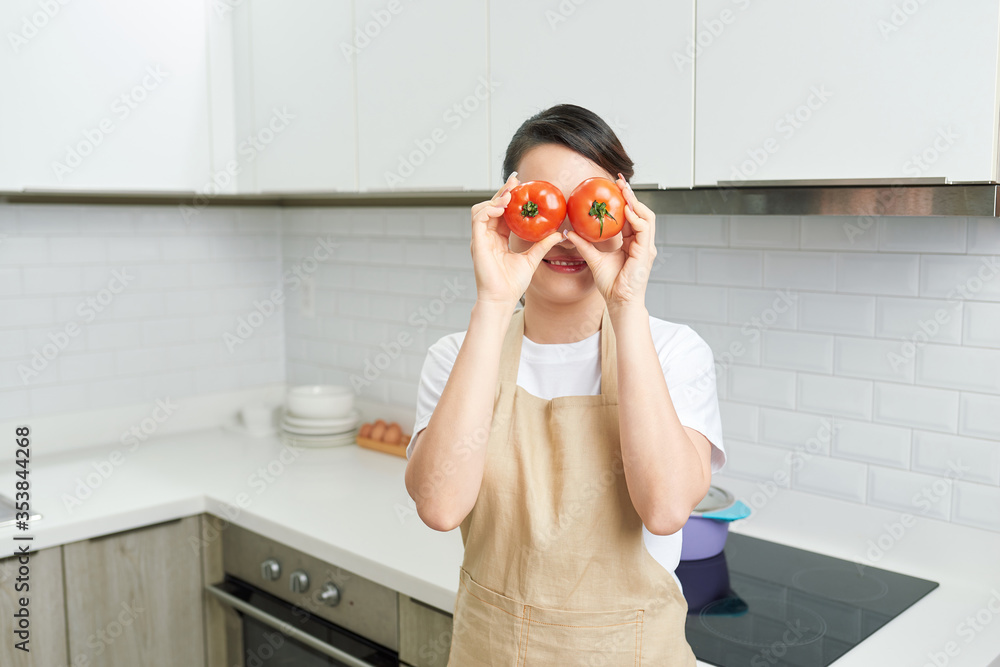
564, 174, 656, 311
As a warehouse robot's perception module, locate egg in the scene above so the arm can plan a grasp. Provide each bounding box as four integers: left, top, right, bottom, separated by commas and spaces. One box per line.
370, 420, 387, 441
383, 422, 402, 444
359, 422, 372, 438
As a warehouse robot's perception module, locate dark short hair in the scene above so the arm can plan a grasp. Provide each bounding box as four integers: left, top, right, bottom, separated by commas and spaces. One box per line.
501, 104, 634, 184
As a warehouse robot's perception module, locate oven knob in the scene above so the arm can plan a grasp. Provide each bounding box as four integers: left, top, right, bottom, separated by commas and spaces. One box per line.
261, 559, 281, 582
289, 570, 310, 593
318, 583, 341, 607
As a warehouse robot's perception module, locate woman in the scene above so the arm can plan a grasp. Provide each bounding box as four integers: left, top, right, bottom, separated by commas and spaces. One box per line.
404, 104, 726, 665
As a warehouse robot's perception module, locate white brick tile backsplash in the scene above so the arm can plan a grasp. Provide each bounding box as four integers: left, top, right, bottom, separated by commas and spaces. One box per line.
762, 330, 833, 373
23, 267, 83, 295
0, 269, 20, 296
873, 383, 959, 433
690, 323, 761, 366
911, 430, 1000, 485
831, 418, 911, 469
0, 237, 48, 263
797, 373, 873, 419
729, 216, 800, 248
920, 255, 1000, 301
952, 481, 1000, 531
729, 366, 796, 408
792, 455, 868, 503
800, 217, 879, 251
967, 217, 1000, 254
716, 439, 791, 487
663, 215, 728, 246
836, 253, 920, 296
877, 217, 967, 253
959, 392, 1000, 440
58, 351, 117, 383
28, 383, 89, 416
696, 249, 762, 286
915, 344, 1000, 393
663, 284, 728, 323
728, 288, 798, 330
0, 330, 26, 358
875, 296, 962, 345
0, 390, 29, 421
834, 337, 914, 383
962, 302, 1000, 348
718, 400, 759, 441
653, 246, 697, 283
764, 251, 837, 291
798, 293, 876, 336
49, 237, 107, 263
868, 466, 952, 519
759, 408, 834, 452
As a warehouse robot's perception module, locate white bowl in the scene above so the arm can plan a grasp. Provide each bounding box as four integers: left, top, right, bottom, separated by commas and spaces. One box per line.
286, 385, 354, 419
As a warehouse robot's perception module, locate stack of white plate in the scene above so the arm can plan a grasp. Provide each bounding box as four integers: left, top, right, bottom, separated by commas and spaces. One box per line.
281, 385, 359, 448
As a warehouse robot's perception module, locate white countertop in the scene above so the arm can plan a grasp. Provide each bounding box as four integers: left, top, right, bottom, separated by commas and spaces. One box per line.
4, 417, 1000, 666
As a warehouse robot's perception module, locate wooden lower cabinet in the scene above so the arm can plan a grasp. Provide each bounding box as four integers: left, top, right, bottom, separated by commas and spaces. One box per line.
399, 594, 454, 667
0, 546, 68, 666
62, 516, 206, 667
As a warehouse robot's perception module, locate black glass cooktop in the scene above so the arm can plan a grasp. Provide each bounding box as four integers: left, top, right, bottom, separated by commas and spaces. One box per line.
677, 533, 938, 667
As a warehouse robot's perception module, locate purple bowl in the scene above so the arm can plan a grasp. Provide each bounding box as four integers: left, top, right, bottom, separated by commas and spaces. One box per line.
679, 515, 730, 561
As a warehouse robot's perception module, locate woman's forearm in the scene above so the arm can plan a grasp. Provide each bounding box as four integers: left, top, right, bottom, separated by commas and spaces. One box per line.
610, 303, 712, 536
404, 300, 514, 531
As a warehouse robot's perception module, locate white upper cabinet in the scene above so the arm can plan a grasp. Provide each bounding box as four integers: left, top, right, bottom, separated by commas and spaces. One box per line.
237, 0, 356, 192
694, 0, 1000, 186
489, 0, 695, 189
0, 0, 213, 191
355, 0, 490, 191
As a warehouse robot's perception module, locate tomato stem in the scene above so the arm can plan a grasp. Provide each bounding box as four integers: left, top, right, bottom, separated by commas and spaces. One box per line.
520, 201, 539, 218
588, 200, 616, 237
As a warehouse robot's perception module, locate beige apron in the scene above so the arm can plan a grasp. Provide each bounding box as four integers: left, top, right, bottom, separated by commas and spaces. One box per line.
448, 307, 696, 666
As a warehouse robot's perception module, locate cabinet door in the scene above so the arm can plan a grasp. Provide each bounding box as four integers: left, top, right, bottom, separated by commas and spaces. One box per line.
237, 0, 357, 192
356, 0, 490, 191
63, 517, 205, 667
0, 547, 67, 667
695, 0, 1000, 186
489, 0, 695, 189
398, 594, 453, 667
0, 0, 213, 191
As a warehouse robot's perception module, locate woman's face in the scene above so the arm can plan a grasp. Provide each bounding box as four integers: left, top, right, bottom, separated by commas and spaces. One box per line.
509, 143, 623, 304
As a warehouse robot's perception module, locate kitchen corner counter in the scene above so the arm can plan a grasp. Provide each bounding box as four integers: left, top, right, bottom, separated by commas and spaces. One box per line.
4, 427, 1000, 667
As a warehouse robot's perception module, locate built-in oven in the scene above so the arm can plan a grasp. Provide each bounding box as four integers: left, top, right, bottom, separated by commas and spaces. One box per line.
204, 518, 402, 667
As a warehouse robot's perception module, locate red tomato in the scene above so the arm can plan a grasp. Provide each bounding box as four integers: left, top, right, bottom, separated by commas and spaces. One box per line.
567, 177, 626, 242
503, 180, 567, 242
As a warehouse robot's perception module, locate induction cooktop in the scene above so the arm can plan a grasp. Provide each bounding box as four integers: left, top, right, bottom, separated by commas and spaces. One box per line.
677, 532, 939, 667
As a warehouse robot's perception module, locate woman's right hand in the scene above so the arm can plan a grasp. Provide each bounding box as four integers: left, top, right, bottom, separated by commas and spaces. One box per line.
470, 172, 564, 309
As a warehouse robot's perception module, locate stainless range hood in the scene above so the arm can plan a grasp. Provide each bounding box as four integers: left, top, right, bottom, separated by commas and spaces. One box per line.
638, 182, 1000, 218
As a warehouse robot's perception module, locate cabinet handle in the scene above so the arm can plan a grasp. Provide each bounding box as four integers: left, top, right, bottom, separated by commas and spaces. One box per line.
205, 583, 382, 667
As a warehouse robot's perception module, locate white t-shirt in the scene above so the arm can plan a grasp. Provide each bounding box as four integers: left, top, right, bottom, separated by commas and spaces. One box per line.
408, 312, 727, 593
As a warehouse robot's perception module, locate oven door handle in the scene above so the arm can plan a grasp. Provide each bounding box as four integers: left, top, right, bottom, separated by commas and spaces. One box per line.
205, 583, 381, 667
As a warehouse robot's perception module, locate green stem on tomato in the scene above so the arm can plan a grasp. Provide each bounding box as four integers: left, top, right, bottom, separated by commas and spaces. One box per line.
588, 200, 616, 237
520, 201, 539, 218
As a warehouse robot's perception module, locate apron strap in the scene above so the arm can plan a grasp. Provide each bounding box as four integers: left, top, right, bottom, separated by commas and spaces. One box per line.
599, 306, 618, 402
497, 306, 618, 402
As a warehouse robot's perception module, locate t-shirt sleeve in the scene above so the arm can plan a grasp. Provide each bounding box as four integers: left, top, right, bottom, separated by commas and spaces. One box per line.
407, 332, 463, 460
655, 323, 727, 475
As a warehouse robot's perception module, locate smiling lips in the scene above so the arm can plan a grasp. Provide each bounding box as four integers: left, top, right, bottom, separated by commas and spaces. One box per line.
542, 256, 587, 273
